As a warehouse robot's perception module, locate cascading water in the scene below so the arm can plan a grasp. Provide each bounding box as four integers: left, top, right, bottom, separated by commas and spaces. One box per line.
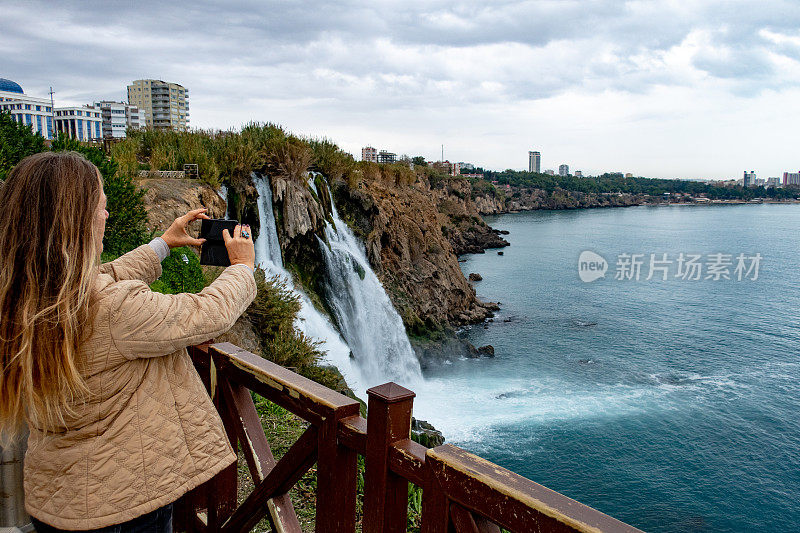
314, 178, 423, 388
250, 174, 364, 394
218, 184, 229, 219
253, 177, 282, 266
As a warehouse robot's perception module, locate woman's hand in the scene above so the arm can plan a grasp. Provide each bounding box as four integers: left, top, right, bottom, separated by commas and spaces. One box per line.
161, 208, 212, 248
223, 224, 255, 270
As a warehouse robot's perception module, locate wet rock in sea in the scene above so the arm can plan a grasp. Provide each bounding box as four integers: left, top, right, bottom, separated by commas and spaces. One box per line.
477, 345, 495, 357
411, 418, 446, 448
468, 272, 483, 281
497, 251, 504, 255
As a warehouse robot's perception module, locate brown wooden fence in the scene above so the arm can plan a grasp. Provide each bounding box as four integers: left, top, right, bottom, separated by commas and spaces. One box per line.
182, 342, 643, 533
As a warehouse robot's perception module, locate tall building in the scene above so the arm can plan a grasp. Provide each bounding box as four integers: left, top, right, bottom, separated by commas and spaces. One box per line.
127, 79, 189, 131
766, 177, 780, 188
743, 170, 756, 187
528, 151, 541, 173
558, 164, 569, 176
54, 106, 102, 141
783, 171, 800, 186
94, 100, 143, 138
361, 146, 377, 162
0, 78, 55, 140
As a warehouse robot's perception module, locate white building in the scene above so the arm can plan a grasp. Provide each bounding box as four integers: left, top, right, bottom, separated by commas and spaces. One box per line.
0, 78, 55, 140
558, 164, 569, 176
54, 106, 102, 142
574, 170, 583, 178
94, 100, 143, 138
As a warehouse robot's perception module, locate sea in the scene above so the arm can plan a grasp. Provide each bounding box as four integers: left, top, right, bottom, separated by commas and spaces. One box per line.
413, 204, 800, 532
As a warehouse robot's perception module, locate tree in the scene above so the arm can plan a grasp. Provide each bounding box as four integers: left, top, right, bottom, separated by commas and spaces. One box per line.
52, 136, 149, 255
0, 111, 46, 181
411, 156, 427, 167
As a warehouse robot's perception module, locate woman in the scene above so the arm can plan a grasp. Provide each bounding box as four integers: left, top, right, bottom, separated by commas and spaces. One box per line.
0, 151, 257, 532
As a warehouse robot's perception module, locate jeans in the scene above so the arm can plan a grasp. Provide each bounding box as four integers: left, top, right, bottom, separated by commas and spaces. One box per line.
32, 503, 172, 533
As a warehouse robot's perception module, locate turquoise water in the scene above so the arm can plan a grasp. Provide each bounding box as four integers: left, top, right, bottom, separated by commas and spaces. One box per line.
426, 204, 800, 532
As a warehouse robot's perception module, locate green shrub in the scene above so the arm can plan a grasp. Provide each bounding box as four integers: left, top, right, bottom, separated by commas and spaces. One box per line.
247, 268, 301, 338
150, 247, 205, 294
246, 269, 329, 383
309, 138, 355, 182
0, 111, 46, 181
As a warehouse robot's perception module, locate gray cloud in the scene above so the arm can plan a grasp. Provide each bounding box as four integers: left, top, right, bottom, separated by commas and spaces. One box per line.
2, 0, 799, 178
4, 0, 798, 108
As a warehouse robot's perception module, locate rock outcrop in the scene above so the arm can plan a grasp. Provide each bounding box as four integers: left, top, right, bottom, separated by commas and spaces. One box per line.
431, 178, 509, 255
139, 178, 226, 233
471, 185, 646, 215
333, 177, 498, 334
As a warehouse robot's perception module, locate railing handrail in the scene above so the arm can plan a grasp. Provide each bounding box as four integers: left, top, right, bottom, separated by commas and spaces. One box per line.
183, 342, 643, 533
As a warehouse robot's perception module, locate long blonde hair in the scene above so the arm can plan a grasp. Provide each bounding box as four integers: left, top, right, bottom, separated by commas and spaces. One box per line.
0, 151, 101, 441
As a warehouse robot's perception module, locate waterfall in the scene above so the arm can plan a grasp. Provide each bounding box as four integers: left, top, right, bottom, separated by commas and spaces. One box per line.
218, 184, 229, 219
251, 174, 364, 394
314, 178, 423, 387
253, 176, 282, 266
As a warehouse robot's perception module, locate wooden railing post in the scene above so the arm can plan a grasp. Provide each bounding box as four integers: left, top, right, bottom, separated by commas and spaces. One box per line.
208, 352, 240, 529
315, 403, 360, 533
363, 382, 416, 533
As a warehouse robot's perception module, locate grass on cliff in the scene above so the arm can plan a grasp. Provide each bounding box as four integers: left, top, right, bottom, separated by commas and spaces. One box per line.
112, 124, 438, 194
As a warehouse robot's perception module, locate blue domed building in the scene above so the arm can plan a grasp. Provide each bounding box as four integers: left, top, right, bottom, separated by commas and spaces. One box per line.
0, 77, 55, 140
0, 78, 24, 94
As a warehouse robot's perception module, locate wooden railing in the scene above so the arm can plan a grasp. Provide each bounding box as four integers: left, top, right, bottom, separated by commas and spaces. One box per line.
183, 342, 643, 533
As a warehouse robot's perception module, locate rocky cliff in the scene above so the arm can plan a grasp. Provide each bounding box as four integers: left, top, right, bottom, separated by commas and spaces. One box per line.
471, 185, 646, 215
139, 178, 226, 233
331, 176, 499, 335
430, 177, 509, 255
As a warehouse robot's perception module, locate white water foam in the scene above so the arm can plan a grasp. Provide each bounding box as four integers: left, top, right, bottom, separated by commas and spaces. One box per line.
314, 179, 423, 390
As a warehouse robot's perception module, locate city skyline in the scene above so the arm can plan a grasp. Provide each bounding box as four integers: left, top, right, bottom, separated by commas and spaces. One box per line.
2, 1, 799, 179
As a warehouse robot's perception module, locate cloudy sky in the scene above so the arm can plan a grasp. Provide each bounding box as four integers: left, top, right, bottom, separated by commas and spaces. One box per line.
3, 0, 799, 179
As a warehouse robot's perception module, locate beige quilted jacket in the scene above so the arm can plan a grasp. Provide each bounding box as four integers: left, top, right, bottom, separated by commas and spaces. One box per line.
24, 244, 257, 530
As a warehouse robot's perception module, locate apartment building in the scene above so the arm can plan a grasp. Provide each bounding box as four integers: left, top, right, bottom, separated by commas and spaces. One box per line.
127, 79, 189, 131
94, 100, 143, 138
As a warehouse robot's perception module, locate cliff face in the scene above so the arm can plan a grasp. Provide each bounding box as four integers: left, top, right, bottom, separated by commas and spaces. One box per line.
471, 186, 645, 215
139, 178, 226, 232
430, 178, 509, 255
268, 174, 333, 308
332, 177, 498, 334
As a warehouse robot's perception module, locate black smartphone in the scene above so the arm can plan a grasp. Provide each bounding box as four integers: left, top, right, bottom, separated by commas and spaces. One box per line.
199, 219, 239, 266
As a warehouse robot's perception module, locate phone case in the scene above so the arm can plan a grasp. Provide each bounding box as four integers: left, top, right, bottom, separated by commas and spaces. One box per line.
199, 219, 238, 266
